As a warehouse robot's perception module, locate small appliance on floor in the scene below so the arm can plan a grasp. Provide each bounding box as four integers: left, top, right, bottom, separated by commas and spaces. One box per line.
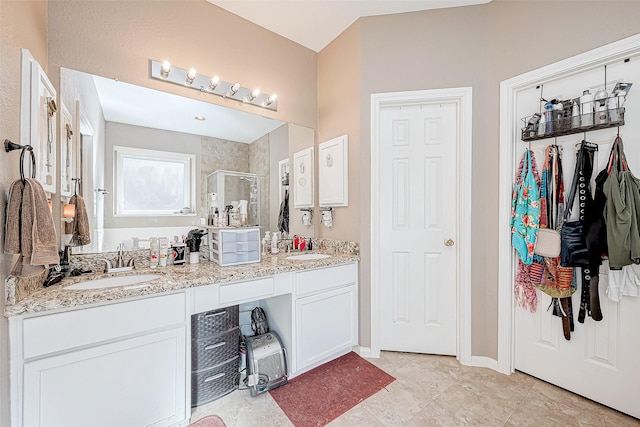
245, 331, 288, 396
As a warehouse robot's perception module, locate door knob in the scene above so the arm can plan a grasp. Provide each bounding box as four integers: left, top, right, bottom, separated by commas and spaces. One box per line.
444, 238, 455, 247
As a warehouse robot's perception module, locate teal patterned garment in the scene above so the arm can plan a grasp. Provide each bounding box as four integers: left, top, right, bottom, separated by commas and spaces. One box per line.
511, 150, 541, 265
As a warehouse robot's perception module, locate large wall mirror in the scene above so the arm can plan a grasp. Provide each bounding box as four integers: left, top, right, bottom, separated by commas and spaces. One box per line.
60, 67, 314, 254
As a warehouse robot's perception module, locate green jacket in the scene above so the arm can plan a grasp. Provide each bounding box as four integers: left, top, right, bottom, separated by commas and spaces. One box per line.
603, 162, 640, 268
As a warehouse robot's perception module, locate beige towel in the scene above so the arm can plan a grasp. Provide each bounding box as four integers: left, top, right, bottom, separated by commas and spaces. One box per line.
5, 178, 59, 277
66, 194, 91, 246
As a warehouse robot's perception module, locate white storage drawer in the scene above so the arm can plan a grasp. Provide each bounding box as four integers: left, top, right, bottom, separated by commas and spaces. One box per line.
22, 292, 186, 359
295, 263, 357, 297
220, 240, 260, 254
220, 250, 259, 265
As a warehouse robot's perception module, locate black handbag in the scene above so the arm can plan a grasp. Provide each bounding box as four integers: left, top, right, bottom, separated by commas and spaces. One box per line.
561, 221, 589, 266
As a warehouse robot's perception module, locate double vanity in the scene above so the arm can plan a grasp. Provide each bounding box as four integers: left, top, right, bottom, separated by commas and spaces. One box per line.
4, 246, 359, 427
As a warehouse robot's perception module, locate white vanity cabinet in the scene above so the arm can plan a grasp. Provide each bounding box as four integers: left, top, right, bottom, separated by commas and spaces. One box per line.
11, 292, 188, 427
294, 263, 358, 373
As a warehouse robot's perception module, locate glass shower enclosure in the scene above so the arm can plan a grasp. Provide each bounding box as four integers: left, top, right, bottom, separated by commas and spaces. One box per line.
207, 170, 261, 228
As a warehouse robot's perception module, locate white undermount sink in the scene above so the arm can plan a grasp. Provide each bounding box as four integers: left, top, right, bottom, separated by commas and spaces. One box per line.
286, 253, 331, 261
65, 274, 162, 290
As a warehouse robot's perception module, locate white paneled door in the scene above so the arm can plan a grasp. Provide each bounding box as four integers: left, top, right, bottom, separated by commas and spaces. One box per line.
379, 102, 458, 355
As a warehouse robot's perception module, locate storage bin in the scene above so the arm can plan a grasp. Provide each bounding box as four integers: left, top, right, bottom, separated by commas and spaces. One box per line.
206, 226, 261, 266
191, 305, 239, 339
192, 327, 240, 370
191, 356, 239, 407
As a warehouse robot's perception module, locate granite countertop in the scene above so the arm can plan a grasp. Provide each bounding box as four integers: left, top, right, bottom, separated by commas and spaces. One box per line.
4, 250, 359, 317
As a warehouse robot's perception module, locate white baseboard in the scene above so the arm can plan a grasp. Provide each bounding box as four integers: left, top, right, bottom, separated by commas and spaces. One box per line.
471, 355, 498, 371
355, 346, 379, 358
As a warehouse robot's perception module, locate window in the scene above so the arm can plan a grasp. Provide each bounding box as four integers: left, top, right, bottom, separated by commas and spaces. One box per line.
114, 146, 196, 216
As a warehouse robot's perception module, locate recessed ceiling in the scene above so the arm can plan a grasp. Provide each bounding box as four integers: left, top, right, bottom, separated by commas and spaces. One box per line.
90, 74, 284, 143
207, 0, 492, 52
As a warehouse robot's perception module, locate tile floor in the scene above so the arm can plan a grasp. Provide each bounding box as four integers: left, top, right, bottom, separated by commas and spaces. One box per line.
190, 351, 639, 426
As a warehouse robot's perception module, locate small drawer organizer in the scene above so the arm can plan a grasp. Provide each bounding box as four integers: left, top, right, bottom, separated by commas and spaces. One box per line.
207, 226, 261, 266
191, 305, 240, 407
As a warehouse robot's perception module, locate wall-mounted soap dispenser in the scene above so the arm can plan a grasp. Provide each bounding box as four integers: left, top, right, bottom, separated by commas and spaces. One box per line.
321, 207, 333, 229
300, 208, 313, 227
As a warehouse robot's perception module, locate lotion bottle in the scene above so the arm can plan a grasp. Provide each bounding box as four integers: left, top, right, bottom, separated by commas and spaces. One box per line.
159, 237, 168, 267
271, 232, 279, 254
150, 237, 159, 268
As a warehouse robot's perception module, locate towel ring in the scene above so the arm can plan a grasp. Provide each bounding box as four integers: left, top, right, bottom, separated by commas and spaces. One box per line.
4, 139, 36, 184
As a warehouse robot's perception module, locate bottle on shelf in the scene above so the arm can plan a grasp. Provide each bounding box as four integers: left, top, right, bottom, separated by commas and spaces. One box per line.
544, 100, 554, 134
580, 90, 594, 127
538, 111, 547, 137
571, 101, 580, 128
608, 89, 626, 122
594, 88, 609, 125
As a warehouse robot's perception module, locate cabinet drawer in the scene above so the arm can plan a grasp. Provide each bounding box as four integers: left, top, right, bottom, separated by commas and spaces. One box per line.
219, 277, 274, 304
23, 293, 186, 359
191, 306, 239, 339
192, 327, 240, 371
295, 263, 357, 297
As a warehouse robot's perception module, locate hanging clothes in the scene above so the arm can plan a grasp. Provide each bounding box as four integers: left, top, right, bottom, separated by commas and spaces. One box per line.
535, 145, 575, 340
603, 137, 640, 268
603, 259, 640, 302
278, 189, 289, 234
535, 146, 575, 298
512, 149, 541, 312
511, 149, 541, 265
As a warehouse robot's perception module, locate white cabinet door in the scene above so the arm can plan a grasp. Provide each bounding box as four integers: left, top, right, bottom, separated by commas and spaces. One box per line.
319, 135, 348, 207
292, 147, 314, 208
23, 327, 186, 427
295, 285, 357, 371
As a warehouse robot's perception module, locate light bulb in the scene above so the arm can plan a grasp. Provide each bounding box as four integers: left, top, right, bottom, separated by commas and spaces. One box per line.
209, 75, 219, 90
266, 94, 278, 105
248, 88, 260, 101
230, 82, 240, 95
186, 68, 197, 85
160, 60, 171, 77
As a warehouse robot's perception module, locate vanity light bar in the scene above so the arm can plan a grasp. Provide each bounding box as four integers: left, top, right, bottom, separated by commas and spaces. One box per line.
149, 60, 278, 112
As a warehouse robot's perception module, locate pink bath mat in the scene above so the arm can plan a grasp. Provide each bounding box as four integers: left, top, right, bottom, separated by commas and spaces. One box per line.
189, 415, 226, 427
269, 351, 395, 426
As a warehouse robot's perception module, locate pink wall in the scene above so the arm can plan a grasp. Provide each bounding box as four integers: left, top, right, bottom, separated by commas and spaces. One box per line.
0, 2, 49, 424
317, 21, 367, 338
318, 1, 640, 357
47, 1, 318, 130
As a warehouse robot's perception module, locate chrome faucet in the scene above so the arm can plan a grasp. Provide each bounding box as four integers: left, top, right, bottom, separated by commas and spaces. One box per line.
97, 243, 135, 273
116, 243, 125, 268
